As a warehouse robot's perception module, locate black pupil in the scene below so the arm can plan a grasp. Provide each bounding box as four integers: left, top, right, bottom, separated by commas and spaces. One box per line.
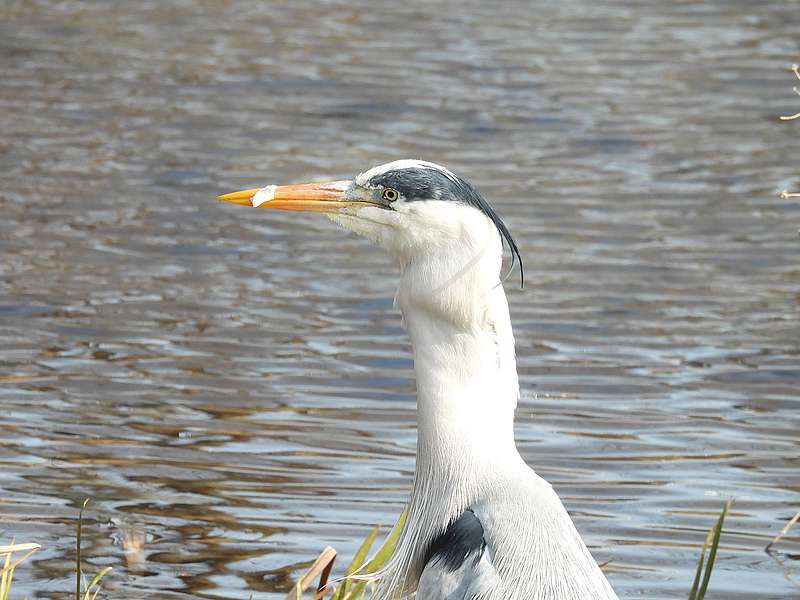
385, 189, 397, 200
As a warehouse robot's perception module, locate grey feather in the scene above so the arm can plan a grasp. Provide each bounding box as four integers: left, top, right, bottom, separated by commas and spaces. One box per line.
418, 510, 501, 600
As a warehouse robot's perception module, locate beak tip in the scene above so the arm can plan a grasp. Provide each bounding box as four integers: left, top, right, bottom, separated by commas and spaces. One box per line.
216, 188, 260, 206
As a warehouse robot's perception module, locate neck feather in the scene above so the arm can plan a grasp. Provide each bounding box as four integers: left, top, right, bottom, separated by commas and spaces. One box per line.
373, 237, 522, 598
397, 234, 521, 462
405, 283, 520, 467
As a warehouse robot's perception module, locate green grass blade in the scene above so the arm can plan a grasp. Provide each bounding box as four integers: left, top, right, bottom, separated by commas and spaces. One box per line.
362, 511, 406, 574
687, 528, 711, 600
1, 542, 41, 600
345, 511, 407, 600
364, 511, 407, 573
688, 499, 732, 600
1, 549, 12, 600
332, 525, 380, 600
83, 566, 112, 600
696, 499, 732, 600
346, 576, 368, 598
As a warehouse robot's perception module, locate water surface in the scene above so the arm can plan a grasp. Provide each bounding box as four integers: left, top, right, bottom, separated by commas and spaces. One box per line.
1, 1, 799, 598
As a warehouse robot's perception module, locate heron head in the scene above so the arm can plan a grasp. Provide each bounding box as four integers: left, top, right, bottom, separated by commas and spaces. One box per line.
217, 159, 522, 286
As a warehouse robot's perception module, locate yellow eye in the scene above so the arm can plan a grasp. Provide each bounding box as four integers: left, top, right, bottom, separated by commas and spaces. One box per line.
382, 188, 399, 202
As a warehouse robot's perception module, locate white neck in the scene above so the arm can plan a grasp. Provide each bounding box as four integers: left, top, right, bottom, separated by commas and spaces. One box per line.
374, 222, 523, 597
400, 268, 521, 474
393, 212, 521, 466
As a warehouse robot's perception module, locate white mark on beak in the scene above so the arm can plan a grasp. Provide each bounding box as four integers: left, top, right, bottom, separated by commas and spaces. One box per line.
252, 185, 277, 207
328, 180, 352, 191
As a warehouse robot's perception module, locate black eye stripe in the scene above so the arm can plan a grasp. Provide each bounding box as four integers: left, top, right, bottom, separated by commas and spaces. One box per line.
366, 166, 524, 288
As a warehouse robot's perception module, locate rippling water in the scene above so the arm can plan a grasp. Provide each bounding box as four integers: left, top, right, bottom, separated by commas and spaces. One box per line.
1, 1, 799, 598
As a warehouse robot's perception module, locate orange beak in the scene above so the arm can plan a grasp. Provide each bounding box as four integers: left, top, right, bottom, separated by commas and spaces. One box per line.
217, 180, 374, 213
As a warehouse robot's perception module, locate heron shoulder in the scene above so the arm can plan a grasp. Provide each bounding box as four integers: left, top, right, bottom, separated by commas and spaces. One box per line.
419, 508, 502, 600
423, 508, 485, 571
466, 468, 620, 599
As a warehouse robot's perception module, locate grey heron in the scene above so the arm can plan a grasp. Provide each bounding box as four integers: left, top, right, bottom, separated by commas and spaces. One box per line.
218, 160, 619, 600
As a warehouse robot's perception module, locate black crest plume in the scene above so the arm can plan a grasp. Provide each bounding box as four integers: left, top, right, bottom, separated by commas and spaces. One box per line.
366, 163, 524, 288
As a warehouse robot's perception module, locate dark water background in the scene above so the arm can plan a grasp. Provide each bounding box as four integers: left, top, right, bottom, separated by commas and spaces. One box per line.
1, 1, 799, 598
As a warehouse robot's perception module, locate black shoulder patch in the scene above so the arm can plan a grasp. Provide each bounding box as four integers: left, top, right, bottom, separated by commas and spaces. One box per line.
423, 509, 486, 572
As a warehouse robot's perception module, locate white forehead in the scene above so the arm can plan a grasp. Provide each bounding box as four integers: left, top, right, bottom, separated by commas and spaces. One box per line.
355, 159, 459, 188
